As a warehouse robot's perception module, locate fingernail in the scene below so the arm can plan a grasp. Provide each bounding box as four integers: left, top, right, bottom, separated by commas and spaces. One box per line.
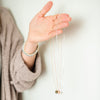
66, 14, 69, 17
69, 17, 72, 21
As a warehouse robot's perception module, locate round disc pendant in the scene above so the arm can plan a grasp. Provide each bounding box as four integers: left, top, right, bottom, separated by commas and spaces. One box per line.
55, 90, 61, 94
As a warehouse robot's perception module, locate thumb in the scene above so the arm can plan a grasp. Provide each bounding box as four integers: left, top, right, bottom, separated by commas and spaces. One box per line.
37, 1, 53, 17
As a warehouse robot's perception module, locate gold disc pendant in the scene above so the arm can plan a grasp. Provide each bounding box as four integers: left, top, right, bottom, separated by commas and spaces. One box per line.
55, 90, 61, 94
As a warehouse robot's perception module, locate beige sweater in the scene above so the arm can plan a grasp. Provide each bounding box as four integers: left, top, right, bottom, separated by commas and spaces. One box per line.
0, 6, 42, 100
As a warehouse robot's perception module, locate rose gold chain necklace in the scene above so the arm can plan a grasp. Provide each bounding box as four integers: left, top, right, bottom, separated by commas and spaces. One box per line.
51, 33, 65, 94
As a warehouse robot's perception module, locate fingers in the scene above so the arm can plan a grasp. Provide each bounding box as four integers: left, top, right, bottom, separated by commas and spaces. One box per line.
48, 13, 71, 31
52, 22, 69, 31
37, 1, 53, 17
53, 13, 71, 25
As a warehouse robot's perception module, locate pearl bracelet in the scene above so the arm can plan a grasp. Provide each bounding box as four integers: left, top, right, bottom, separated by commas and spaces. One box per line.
21, 42, 39, 57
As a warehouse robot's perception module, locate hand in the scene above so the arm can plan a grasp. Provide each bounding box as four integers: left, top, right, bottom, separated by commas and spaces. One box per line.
27, 1, 72, 44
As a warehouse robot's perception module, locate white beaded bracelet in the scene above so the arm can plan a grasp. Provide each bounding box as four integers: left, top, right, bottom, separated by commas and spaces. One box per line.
21, 42, 39, 57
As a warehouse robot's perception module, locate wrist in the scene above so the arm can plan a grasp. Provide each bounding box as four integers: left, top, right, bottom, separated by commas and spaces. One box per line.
27, 33, 39, 45
26, 39, 38, 47
24, 40, 38, 54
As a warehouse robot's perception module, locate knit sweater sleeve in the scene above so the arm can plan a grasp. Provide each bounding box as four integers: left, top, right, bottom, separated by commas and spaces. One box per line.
1, 8, 42, 92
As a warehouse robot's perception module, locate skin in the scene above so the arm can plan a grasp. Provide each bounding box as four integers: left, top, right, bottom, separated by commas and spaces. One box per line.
21, 1, 72, 70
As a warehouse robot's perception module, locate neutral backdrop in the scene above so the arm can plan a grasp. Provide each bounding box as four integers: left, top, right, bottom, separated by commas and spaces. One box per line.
0, 0, 100, 100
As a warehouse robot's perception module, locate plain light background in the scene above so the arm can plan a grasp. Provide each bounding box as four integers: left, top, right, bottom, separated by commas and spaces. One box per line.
0, 0, 100, 100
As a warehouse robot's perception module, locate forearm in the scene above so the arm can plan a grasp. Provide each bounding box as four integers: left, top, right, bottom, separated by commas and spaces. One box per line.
21, 39, 38, 70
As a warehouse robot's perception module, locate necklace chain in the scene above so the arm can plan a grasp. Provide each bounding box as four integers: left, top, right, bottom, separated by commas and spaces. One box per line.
51, 34, 65, 94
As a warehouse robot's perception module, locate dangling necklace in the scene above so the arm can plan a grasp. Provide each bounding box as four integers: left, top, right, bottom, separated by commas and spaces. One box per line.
51, 33, 65, 94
